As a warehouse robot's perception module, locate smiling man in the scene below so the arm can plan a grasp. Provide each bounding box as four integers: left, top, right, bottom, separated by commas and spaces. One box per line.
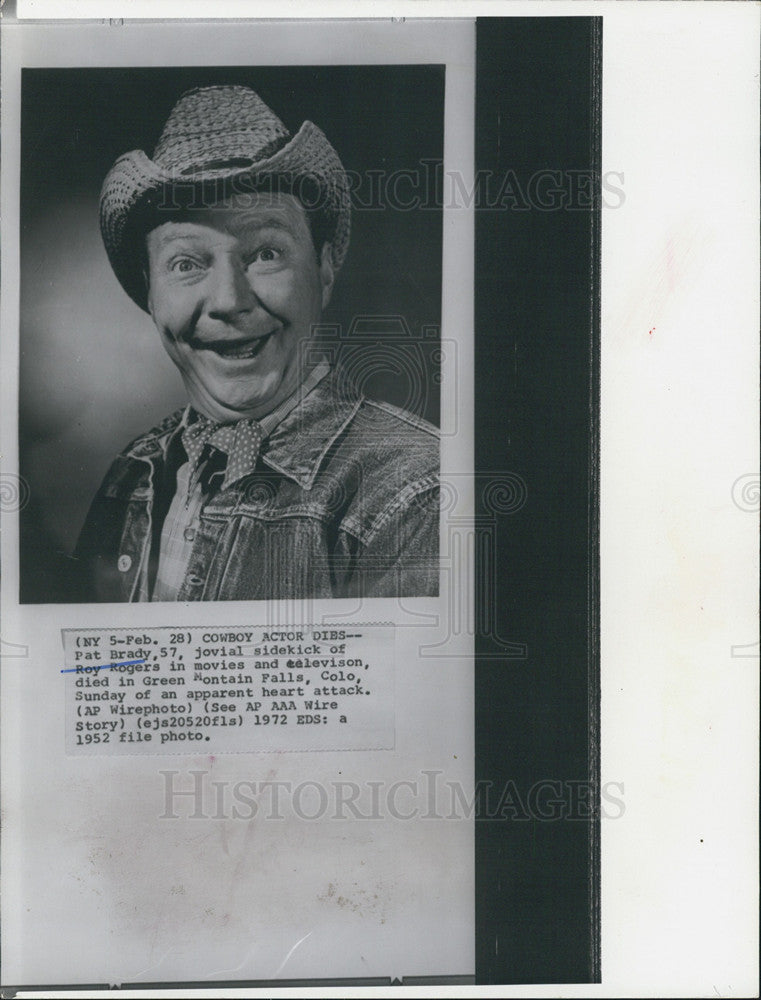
74, 85, 440, 602
145, 191, 334, 422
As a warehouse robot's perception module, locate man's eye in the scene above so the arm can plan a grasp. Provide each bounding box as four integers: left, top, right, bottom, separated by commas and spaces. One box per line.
253, 247, 281, 263
170, 257, 201, 274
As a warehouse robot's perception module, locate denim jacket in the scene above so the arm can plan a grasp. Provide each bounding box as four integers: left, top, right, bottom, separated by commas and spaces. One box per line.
74, 369, 440, 602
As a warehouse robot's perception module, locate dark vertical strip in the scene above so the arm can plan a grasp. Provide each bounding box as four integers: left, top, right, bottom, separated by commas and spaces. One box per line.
587, 18, 603, 984
474, 17, 602, 984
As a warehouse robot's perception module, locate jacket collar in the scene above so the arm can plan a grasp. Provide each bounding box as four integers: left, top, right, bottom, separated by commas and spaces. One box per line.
260, 367, 362, 489
122, 367, 363, 491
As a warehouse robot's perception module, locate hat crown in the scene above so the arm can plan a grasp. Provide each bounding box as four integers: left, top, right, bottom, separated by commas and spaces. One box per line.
153, 85, 291, 176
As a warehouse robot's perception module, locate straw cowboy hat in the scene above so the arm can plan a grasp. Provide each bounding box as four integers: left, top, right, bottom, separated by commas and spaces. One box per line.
99, 85, 351, 311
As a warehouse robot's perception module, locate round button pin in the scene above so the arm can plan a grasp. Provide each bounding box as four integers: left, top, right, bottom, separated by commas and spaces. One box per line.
117, 554, 132, 572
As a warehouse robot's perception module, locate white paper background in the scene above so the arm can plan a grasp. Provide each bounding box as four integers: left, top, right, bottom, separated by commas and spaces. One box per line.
2, 2, 759, 997
0, 17, 475, 988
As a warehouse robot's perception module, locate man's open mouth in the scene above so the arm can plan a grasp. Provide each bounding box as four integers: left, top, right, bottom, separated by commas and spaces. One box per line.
197, 331, 276, 360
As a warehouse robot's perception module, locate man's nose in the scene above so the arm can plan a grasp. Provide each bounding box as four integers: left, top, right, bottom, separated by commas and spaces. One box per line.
206, 257, 258, 322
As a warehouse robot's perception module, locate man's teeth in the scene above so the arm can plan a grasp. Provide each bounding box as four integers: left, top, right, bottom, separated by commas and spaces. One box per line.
214, 335, 270, 358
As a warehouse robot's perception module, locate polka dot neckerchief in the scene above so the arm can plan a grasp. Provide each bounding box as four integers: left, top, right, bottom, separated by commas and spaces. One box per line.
181, 415, 264, 493
177, 361, 332, 498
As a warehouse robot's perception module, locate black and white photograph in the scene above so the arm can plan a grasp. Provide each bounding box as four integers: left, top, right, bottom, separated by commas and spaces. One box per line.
19, 66, 444, 604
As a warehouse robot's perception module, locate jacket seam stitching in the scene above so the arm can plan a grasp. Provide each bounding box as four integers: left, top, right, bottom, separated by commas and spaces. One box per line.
342, 474, 439, 545
362, 398, 439, 439
122, 408, 185, 458
261, 395, 363, 489
203, 509, 338, 524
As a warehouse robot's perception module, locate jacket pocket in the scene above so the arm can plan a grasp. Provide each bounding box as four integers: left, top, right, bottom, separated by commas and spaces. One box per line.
212, 514, 335, 601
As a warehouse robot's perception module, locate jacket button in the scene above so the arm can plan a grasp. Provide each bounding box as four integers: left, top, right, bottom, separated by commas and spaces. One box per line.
117, 554, 132, 572
248, 485, 269, 504
187, 574, 204, 588
183, 527, 196, 542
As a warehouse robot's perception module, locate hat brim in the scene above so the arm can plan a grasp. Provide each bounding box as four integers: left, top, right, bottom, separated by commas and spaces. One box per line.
100, 121, 351, 312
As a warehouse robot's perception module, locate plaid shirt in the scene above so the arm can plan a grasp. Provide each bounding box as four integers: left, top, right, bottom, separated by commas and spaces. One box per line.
139, 363, 330, 602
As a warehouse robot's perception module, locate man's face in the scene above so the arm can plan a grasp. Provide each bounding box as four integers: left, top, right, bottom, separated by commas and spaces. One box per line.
146, 191, 334, 422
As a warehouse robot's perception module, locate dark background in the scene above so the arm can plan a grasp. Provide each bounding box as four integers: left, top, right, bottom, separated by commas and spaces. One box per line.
19, 65, 444, 602
475, 17, 601, 984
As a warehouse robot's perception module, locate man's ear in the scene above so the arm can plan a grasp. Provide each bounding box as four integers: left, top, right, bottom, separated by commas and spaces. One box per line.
319, 243, 335, 310
143, 266, 153, 315
141, 238, 154, 315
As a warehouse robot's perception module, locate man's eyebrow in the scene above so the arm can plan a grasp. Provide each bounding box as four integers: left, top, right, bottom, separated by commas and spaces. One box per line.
236, 213, 300, 235
149, 226, 206, 249
149, 213, 301, 247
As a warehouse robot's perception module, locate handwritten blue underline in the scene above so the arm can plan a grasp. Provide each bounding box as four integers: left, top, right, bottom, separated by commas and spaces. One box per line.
61, 658, 146, 674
